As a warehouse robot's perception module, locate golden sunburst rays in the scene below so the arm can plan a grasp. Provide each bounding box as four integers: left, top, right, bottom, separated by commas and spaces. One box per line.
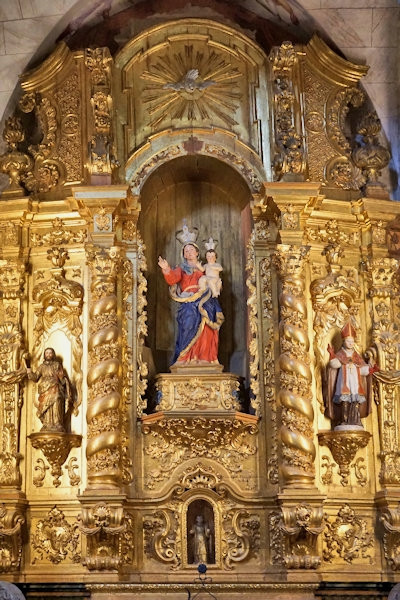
140, 47, 242, 129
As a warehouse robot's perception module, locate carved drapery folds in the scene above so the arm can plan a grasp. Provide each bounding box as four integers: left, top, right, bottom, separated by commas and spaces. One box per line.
86, 245, 122, 489
274, 244, 315, 487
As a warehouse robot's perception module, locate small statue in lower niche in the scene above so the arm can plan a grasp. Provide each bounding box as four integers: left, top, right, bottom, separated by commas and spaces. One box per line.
190, 515, 211, 564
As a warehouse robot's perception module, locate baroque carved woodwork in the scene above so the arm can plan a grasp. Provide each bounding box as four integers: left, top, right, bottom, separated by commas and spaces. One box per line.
0, 15, 398, 599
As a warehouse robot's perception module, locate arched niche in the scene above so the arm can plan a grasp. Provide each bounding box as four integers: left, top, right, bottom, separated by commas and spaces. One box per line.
138, 153, 253, 378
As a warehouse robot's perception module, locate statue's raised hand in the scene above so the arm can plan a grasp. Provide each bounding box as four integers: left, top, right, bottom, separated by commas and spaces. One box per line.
158, 256, 170, 272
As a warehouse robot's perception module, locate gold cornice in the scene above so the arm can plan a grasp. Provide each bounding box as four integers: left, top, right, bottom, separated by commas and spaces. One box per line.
305, 35, 369, 87
20, 42, 75, 92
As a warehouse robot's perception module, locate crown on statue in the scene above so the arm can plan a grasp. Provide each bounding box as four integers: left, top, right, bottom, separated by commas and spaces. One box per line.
176, 220, 199, 246
341, 321, 356, 339
204, 237, 218, 251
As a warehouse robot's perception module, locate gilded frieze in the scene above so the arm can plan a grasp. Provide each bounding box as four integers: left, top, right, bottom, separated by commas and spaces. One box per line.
141, 415, 258, 492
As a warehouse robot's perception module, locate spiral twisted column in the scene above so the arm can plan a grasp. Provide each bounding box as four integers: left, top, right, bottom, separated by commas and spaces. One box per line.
274, 244, 315, 487
86, 245, 122, 489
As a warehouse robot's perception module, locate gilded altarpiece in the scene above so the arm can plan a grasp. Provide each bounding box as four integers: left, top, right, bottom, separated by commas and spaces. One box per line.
0, 16, 398, 600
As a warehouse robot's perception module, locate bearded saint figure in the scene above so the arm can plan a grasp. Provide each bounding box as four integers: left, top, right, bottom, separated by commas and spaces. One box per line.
27, 348, 72, 432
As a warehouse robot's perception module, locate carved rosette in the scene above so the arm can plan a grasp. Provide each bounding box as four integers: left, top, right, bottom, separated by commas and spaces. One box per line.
0, 504, 25, 572
274, 245, 315, 486
78, 502, 132, 571
270, 503, 324, 569
86, 246, 122, 488
269, 41, 305, 180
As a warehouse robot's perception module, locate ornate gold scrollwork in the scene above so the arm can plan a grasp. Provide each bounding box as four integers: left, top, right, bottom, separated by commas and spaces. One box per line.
324, 504, 374, 564
29, 431, 82, 487
32, 506, 80, 565
269, 41, 305, 180
143, 509, 181, 570
318, 430, 371, 486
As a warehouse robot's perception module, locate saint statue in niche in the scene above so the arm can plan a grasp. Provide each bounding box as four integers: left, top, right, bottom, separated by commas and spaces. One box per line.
27, 347, 73, 432
190, 515, 212, 564
158, 223, 224, 367
326, 322, 379, 429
